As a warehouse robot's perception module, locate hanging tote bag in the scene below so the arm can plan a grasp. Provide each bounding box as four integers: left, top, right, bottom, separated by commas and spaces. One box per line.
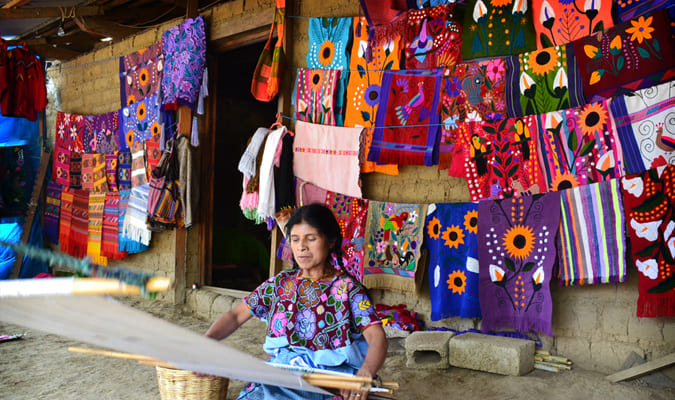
146, 138, 184, 231
251, 0, 286, 102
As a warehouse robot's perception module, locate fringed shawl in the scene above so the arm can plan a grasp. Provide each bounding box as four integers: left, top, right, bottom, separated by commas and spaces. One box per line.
53, 145, 71, 187
122, 183, 152, 246
424, 202, 481, 320
505, 43, 585, 117
118, 189, 149, 254
85, 112, 119, 154
102, 192, 127, 260
70, 189, 89, 258
59, 189, 74, 254
572, 9, 675, 103
293, 120, 364, 199
44, 182, 62, 244
404, 3, 461, 69
610, 80, 675, 174
478, 191, 561, 336
363, 200, 427, 294
558, 178, 627, 286
532, 0, 614, 49
325, 190, 369, 282
120, 41, 163, 108
536, 100, 625, 191
55, 111, 85, 153
295, 68, 341, 126
131, 141, 148, 188
370, 69, 442, 166
257, 126, 287, 221
238, 128, 270, 179
87, 192, 108, 266
621, 165, 675, 317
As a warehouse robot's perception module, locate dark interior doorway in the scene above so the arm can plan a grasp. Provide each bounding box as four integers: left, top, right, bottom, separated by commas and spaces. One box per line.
211, 42, 277, 291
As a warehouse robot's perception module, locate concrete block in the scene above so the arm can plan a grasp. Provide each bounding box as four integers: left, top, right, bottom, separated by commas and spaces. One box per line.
384, 326, 410, 356
405, 331, 454, 370
449, 333, 534, 376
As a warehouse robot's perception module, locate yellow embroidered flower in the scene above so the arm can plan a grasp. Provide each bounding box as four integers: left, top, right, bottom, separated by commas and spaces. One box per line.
136, 101, 147, 121
446, 270, 467, 295
503, 224, 535, 260
151, 121, 162, 139
577, 102, 608, 136
318, 40, 335, 67
442, 225, 465, 249
584, 44, 599, 59
550, 172, 579, 191
427, 216, 442, 240
308, 70, 325, 92
589, 70, 603, 85
610, 35, 622, 51
527, 47, 559, 76
490, 0, 512, 7
463, 209, 478, 235
138, 67, 150, 86
125, 129, 135, 148
126, 94, 136, 106
626, 15, 654, 44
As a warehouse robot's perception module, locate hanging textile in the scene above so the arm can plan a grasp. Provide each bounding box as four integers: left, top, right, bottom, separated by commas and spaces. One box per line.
558, 178, 627, 286
295, 177, 328, 207
572, 9, 675, 103
117, 151, 132, 190
53, 145, 71, 187
81, 154, 95, 191
85, 112, 120, 154
118, 189, 149, 254
424, 202, 481, 320
130, 141, 148, 188
404, 3, 461, 69
251, 0, 285, 102
274, 133, 295, 213
461, 0, 536, 60
119, 42, 163, 108
70, 189, 89, 258
102, 192, 126, 260
363, 201, 427, 294
293, 121, 363, 199
344, 16, 401, 175
93, 154, 108, 192
294, 68, 341, 125
44, 182, 62, 244
536, 100, 625, 191
370, 69, 442, 166
532, 0, 614, 49
616, 0, 672, 23
505, 43, 585, 117
0, 46, 47, 122
438, 58, 509, 170
56, 112, 85, 153
58, 189, 73, 254
357, 0, 409, 51
144, 131, 162, 177
160, 16, 207, 110
257, 126, 288, 221
610, 80, 675, 174
306, 17, 353, 70
105, 153, 119, 192
621, 165, 675, 317
478, 191, 561, 335
177, 135, 198, 229
122, 183, 152, 246
87, 192, 108, 265
445, 117, 546, 201
325, 190, 369, 282
238, 127, 270, 179
120, 93, 161, 149
69, 152, 82, 189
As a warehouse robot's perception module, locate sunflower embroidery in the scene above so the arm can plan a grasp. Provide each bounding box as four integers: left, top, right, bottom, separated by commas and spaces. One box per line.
442, 225, 465, 249
309, 70, 325, 92
136, 101, 147, 121
626, 15, 654, 44
318, 40, 335, 67
446, 270, 467, 295
125, 129, 135, 149
577, 102, 608, 136
126, 94, 136, 106
463, 209, 478, 235
526, 47, 559, 77
138, 67, 150, 87
550, 172, 579, 191
151, 121, 162, 139
427, 217, 442, 240
502, 224, 535, 260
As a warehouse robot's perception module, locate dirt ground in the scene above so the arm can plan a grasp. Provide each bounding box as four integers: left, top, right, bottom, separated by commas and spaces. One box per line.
1, 297, 673, 400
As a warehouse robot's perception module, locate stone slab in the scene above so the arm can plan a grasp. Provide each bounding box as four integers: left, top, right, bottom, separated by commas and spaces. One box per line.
449, 333, 534, 376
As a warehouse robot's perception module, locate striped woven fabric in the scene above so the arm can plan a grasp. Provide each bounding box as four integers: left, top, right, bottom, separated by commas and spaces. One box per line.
558, 178, 627, 286
102, 192, 126, 260
131, 141, 148, 188
70, 189, 89, 258
44, 182, 62, 244
117, 151, 131, 190
92, 154, 108, 192
122, 184, 152, 246
58, 189, 74, 254
106, 153, 119, 191
69, 152, 82, 189
81, 154, 95, 191
87, 192, 108, 266
118, 189, 149, 254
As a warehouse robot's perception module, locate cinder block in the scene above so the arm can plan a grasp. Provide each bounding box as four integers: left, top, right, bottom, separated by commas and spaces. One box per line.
383, 325, 410, 356
449, 333, 534, 376
405, 331, 454, 370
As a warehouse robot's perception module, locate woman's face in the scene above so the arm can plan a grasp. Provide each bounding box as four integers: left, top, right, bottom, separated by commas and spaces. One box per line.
289, 221, 332, 276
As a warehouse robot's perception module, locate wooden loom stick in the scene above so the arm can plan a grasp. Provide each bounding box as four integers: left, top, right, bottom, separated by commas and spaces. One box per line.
0, 277, 172, 298
301, 373, 399, 390
68, 346, 162, 362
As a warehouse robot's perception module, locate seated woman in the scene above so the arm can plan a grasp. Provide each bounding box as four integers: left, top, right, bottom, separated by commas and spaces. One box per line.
205, 203, 387, 400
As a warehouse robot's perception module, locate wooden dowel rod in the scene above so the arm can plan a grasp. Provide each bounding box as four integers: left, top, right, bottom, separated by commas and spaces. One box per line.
72, 277, 172, 295
68, 346, 160, 362
302, 372, 398, 389
303, 378, 370, 392
534, 362, 560, 372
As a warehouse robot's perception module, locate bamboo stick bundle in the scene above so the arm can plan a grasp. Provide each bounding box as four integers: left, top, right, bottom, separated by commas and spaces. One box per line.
535, 360, 572, 371
0, 277, 171, 298
535, 355, 573, 365
534, 362, 560, 372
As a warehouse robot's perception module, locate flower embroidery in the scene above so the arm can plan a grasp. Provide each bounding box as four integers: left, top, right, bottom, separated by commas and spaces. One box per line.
577, 102, 608, 136
442, 225, 465, 249
271, 312, 288, 336
297, 280, 321, 309
330, 279, 351, 301
630, 218, 662, 242
503, 224, 535, 260
489, 264, 505, 283
527, 47, 559, 76
626, 15, 654, 44
446, 270, 467, 295
296, 309, 317, 340
622, 176, 644, 197
550, 172, 579, 191
636, 259, 659, 280
427, 217, 442, 240
463, 209, 478, 234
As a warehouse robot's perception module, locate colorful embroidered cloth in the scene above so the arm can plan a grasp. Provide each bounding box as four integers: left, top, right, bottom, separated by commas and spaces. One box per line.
53, 145, 71, 187
102, 192, 126, 260
44, 182, 62, 244
87, 192, 108, 266
307, 17, 353, 70
117, 151, 132, 190
536, 100, 625, 191
344, 16, 401, 175
69, 152, 82, 189
446, 117, 546, 201
558, 178, 627, 286
161, 17, 207, 110
363, 201, 428, 294
295, 68, 341, 125
131, 141, 148, 188
120, 93, 161, 149
55, 112, 85, 153
621, 165, 675, 317
59, 189, 74, 254
293, 120, 364, 199
438, 58, 509, 169
84, 112, 119, 154
81, 154, 95, 191
610, 80, 675, 174
572, 9, 675, 103
370, 69, 442, 166
616, 0, 672, 23
478, 192, 561, 335
505, 43, 585, 117
93, 154, 108, 192
118, 189, 149, 254
424, 202, 481, 320
122, 183, 152, 246
105, 153, 119, 192
533, 0, 614, 49
120, 42, 163, 108
325, 190, 369, 282
70, 189, 89, 258
405, 3, 462, 69
145, 132, 162, 177
461, 0, 536, 60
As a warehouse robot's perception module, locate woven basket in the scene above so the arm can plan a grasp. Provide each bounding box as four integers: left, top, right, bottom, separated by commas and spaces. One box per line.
156, 366, 229, 400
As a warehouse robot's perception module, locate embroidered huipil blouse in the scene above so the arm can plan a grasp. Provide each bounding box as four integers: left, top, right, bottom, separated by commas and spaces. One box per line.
244, 269, 381, 368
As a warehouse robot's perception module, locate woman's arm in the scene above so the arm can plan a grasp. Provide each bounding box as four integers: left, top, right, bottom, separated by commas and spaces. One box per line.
341, 323, 388, 399
204, 302, 253, 341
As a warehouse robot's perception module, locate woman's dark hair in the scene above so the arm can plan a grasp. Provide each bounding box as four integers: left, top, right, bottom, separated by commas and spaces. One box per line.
286, 203, 342, 257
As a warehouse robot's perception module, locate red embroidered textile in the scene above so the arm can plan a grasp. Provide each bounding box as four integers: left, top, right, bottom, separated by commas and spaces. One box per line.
533, 0, 614, 49
59, 190, 74, 254
70, 189, 90, 258
56, 112, 86, 153
102, 192, 127, 260
325, 190, 369, 282
0, 47, 47, 121
404, 3, 462, 69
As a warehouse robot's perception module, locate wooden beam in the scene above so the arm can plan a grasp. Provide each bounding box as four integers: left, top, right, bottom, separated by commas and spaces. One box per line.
22, 44, 83, 61
606, 353, 675, 383
185, 0, 198, 18
209, 6, 275, 42
73, 16, 141, 40
2, 0, 32, 9
0, 6, 103, 19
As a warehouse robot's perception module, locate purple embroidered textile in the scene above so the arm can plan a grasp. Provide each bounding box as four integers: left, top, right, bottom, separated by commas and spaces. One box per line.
478, 192, 561, 335
120, 42, 163, 108
85, 112, 119, 154
160, 17, 207, 110
120, 93, 161, 150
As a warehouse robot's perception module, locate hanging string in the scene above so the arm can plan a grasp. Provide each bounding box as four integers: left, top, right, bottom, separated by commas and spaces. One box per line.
0, 240, 160, 298
280, 113, 451, 130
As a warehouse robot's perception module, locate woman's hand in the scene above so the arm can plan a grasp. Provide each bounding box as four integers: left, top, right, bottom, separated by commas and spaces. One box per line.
339, 368, 372, 399
340, 324, 387, 399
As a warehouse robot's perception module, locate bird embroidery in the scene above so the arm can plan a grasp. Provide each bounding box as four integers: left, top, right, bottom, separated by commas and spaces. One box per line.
395, 82, 425, 126
409, 17, 434, 64
381, 212, 409, 241
470, 134, 489, 176
513, 118, 531, 160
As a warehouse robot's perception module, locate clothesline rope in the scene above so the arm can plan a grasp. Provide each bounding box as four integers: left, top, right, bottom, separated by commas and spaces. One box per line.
282, 113, 453, 129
